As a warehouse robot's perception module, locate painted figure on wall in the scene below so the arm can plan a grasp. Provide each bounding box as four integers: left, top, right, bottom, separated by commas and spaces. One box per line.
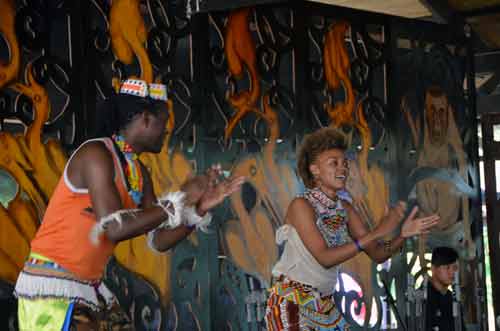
403, 85, 472, 257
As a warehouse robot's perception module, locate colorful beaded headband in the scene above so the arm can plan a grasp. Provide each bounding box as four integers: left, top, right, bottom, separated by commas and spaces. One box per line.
119, 79, 168, 101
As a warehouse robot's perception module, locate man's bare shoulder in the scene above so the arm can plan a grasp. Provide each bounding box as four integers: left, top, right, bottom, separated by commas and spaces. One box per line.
73, 140, 114, 169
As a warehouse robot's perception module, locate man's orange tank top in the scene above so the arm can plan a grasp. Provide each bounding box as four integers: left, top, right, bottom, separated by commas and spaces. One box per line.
30, 137, 137, 281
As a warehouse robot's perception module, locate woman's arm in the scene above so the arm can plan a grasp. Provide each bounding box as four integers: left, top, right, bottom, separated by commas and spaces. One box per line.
288, 198, 382, 268
346, 202, 439, 263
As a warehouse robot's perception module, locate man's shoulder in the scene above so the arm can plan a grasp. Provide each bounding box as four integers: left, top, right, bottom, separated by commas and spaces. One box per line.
78, 139, 111, 156
427, 281, 453, 300
73, 139, 114, 167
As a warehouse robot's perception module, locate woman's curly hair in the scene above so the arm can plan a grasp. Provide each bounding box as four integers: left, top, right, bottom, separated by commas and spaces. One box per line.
297, 127, 348, 188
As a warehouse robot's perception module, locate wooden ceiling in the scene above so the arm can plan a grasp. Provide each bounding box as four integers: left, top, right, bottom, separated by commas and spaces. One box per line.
304, 0, 500, 100
448, 0, 500, 11
451, 0, 500, 48
306, 0, 433, 18
307, 0, 500, 48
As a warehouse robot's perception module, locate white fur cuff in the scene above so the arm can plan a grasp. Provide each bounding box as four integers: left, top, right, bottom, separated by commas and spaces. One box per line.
183, 206, 212, 233
155, 191, 186, 229
90, 209, 139, 245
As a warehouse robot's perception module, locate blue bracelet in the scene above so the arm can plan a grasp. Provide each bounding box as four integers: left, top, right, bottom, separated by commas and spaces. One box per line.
354, 239, 363, 252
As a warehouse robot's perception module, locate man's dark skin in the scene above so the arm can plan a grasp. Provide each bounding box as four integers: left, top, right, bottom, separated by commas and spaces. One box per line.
67, 108, 244, 250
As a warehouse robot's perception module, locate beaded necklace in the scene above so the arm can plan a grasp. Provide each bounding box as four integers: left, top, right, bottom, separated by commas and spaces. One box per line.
112, 134, 143, 205
304, 188, 349, 246
309, 188, 339, 210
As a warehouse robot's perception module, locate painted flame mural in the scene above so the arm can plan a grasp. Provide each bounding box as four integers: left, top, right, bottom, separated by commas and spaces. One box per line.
0, 62, 67, 286
0, 0, 68, 285
0, 1, 482, 330
0, 0, 20, 89
321, 21, 390, 326
222, 8, 297, 284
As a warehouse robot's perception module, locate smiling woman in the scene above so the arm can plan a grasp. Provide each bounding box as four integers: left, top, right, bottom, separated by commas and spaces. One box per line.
264, 127, 439, 330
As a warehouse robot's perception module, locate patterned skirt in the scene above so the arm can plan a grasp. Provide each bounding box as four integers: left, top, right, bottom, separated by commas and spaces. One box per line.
265, 276, 350, 331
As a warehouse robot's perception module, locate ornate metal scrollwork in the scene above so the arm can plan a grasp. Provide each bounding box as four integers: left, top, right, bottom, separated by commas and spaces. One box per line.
105, 257, 163, 331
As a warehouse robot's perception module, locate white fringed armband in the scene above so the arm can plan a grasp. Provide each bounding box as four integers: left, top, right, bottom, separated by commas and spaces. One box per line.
90, 209, 139, 245
183, 206, 212, 233
155, 191, 186, 229
146, 191, 187, 253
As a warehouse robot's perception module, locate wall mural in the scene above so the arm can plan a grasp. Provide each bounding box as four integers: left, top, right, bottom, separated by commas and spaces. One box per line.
394, 40, 483, 326
0, 1, 484, 331
0, 0, 75, 282
208, 7, 298, 329
0, 0, 80, 328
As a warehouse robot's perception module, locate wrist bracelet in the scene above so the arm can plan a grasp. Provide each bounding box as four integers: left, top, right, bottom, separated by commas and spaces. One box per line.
354, 239, 363, 252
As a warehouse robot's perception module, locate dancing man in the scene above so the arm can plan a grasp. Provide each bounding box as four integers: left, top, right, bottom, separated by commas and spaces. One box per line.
15, 79, 244, 330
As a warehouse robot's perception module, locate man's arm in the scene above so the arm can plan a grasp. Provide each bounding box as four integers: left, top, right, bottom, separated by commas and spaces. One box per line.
139, 162, 193, 252
149, 166, 246, 252
73, 142, 171, 243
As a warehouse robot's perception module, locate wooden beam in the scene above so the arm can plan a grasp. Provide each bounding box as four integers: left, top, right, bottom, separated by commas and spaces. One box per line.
477, 72, 500, 95
418, 0, 463, 24
462, 4, 500, 17
305, 0, 432, 18
196, 0, 287, 12
476, 51, 500, 73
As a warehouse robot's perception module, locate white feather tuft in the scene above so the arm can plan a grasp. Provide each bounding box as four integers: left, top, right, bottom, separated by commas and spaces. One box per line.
89, 209, 139, 245
183, 206, 212, 233
156, 191, 186, 228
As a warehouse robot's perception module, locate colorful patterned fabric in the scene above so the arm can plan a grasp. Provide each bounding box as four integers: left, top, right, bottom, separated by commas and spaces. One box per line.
112, 134, 144, 204
18, 296, 133, 331
302, 188, 351, 248
265, 277, 350, 331
119, 79, 168, 101
148, 83, 168, 101
16, 254, 133, 330
270, 276, 335, 313
267, 188, 353, 330
15, 253, 114, 309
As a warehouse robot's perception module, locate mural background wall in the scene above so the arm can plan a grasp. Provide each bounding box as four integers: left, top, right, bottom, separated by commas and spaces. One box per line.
0, 0, 486, 330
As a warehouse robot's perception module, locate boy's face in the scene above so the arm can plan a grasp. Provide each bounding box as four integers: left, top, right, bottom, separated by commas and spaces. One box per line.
432, 261, 458, 287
